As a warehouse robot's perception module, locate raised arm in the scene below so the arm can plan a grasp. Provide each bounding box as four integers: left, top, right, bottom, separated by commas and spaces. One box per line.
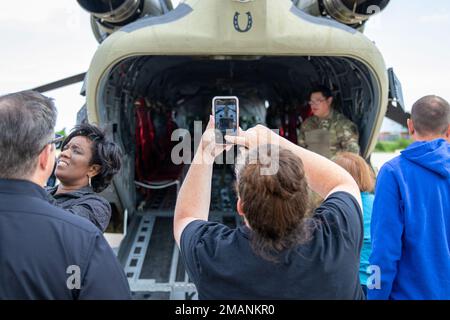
173, 117, 230, 246
225, 125, 362, 208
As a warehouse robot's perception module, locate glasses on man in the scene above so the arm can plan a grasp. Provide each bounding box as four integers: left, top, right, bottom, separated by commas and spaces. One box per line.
51, 133, 65, 150
39, 133, 65, 155
308, 99, 326, 106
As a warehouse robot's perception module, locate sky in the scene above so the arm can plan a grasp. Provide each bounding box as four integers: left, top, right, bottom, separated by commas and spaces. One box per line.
0, 0, 449, 132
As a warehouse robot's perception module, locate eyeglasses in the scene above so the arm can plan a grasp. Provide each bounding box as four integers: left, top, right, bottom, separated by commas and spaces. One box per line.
51, 133, 65, 150
308, 99, 326, 106
40, 133, 65, 153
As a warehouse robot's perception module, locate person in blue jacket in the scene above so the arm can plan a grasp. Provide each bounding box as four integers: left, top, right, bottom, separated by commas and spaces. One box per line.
368, 95, 450, 300
0, 91, 131, 299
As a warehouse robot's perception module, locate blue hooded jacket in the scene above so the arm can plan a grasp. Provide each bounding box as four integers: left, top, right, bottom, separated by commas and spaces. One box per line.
368, 139, 450, 300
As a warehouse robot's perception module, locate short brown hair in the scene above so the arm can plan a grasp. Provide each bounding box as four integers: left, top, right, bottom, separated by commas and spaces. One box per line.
333, 152, 375, 193
411, 95, 450, 136
236, 145, 312, 262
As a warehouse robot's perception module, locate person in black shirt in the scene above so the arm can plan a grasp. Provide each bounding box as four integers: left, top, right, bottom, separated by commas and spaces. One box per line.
47, 124, 122, 232
0, 91, 130, 299
174, 118, 364, 300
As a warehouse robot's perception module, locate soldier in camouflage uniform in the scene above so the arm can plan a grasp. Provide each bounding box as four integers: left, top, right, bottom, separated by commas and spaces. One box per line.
298, 85, 360, 158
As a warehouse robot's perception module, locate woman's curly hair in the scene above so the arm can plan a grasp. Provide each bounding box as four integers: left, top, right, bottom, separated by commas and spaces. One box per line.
61, 124, 122, 193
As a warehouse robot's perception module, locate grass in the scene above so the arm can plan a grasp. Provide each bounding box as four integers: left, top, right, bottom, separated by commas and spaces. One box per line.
375, 138, 414, 153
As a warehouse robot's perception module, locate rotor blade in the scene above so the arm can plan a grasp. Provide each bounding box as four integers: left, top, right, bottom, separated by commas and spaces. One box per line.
31, 72, 86, 93
385, 102, 410, 127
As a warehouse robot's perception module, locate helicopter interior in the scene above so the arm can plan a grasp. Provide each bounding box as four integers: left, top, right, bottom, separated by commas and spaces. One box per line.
94, 55, 380, 298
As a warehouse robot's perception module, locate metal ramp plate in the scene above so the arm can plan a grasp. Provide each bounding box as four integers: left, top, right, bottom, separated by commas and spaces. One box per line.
124, 170, 240, 300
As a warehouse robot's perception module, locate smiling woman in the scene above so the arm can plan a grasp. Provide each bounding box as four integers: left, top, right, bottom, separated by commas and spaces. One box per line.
46, 123, 122, 232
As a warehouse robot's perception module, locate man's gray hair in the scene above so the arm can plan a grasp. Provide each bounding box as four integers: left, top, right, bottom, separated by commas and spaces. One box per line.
0, 91, 57, 179
411, 95, 450, 136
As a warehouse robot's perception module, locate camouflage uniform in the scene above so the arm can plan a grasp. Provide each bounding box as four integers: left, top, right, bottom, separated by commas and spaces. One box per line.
298, 109, 360, 157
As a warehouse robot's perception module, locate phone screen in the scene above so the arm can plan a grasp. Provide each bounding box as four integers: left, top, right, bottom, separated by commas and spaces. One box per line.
213, 97, 238, 144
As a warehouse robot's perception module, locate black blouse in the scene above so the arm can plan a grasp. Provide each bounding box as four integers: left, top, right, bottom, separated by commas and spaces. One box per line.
46, 186, 111, 232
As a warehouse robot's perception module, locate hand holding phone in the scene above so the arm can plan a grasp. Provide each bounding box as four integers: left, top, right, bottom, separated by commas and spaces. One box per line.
212, 96, 239, 145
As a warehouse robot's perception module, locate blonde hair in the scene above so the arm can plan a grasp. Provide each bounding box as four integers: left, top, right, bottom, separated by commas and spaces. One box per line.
333, 152, 375, 193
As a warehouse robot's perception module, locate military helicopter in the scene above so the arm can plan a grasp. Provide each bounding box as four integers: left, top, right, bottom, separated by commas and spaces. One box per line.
30, 0, 409, 299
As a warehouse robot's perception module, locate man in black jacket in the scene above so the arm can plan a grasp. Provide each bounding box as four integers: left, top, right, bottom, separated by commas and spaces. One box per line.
0, 91, 131, 299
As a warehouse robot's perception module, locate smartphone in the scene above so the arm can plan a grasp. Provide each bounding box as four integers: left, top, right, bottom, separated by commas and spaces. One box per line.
212, 96, 239, 144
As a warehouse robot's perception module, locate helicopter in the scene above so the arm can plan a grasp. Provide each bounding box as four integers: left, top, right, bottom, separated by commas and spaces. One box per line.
29, 0, 409, 299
